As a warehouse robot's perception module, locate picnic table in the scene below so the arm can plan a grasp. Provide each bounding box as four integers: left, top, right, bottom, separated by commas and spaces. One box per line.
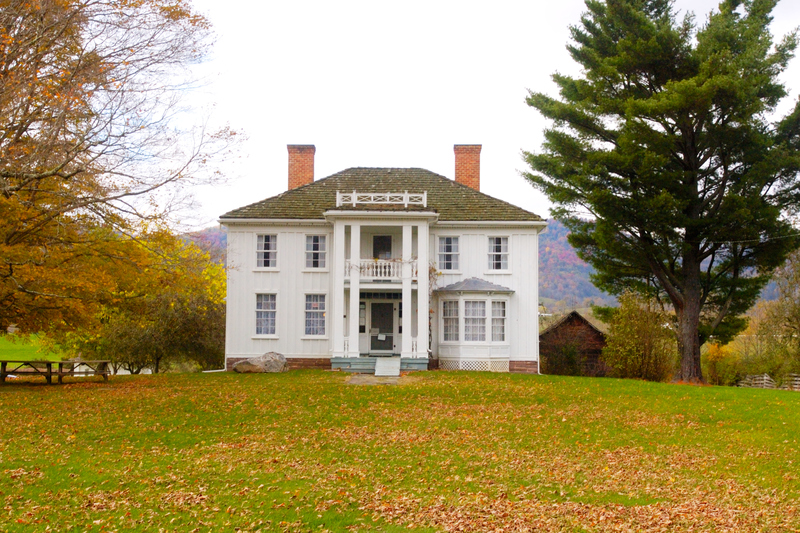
0, 360, 111, 384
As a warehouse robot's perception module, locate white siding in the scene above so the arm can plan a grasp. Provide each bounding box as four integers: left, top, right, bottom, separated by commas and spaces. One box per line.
430, 228, 540, 364
225, 220, 541, 367
225, 224, 333, 360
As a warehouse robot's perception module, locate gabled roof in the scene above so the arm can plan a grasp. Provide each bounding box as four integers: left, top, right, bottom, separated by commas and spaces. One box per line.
435, 277, 514, 293
220, 168, 543, 222
540, 311, 606, 339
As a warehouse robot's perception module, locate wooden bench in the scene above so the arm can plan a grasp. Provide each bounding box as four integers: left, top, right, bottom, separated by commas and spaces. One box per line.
0, 360, 111, 384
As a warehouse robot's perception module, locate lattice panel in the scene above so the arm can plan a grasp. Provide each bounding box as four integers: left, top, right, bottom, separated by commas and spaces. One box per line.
439, 359, 460, 371
490, 360, 509, 373
439, 358, 509, 372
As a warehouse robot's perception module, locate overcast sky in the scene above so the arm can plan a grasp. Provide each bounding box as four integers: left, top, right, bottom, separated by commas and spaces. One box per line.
187, 0, 800, 228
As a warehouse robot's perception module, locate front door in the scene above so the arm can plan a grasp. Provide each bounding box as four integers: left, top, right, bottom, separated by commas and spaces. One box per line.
370, 302, 394, 353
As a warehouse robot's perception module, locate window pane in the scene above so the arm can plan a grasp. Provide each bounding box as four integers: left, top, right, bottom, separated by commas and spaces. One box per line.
305, 295, 326, 335
492, 301, 505, 342
256, 294, 276, 335
438, 236, 459, 270
443, 300, 459, 341
257, 235, 277, 267
488, 237, 508, 270
305, 235, 326, 268
464, 301, 486, 341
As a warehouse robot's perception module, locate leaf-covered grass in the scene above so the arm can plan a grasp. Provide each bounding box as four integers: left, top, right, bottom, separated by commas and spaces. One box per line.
0, 335, 62, 361
1, 371, 799, 531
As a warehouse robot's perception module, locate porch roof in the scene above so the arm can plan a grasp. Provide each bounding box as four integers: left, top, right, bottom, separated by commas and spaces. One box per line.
435, 277, 514, 294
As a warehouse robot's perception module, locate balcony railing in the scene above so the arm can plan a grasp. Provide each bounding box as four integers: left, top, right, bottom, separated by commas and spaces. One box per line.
336, 191, 427, 208
346, 259, 418, 280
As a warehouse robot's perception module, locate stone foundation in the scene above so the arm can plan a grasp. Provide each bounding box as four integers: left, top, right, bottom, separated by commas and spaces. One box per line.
509, 360, 539, 374
225, 357, 331, 371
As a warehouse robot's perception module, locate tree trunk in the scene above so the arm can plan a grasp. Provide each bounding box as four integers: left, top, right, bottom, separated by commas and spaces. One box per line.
675, 255, 704, 383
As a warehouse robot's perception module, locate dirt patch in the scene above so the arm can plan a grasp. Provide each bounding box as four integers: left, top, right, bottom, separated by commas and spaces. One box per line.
345, 374, 421, 386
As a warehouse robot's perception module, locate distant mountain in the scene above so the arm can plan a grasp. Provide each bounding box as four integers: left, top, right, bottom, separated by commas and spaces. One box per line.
187, 226, 226, 263
539, 220, 614, 307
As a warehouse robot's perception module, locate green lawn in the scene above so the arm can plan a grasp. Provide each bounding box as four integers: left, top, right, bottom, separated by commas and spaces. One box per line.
1, 371, 799, 532
0, 335, 62, 361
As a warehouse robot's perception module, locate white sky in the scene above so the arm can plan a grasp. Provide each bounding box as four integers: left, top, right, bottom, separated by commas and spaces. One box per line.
187, 0, 800, 227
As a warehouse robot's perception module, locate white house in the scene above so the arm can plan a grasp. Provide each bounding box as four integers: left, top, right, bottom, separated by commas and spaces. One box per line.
220, 145, 546, 374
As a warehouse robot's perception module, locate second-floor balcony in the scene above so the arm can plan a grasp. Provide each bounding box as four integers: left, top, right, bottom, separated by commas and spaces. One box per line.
346, 259, 418, 280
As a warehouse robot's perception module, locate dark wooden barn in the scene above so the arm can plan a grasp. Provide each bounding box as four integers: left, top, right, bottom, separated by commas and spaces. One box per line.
540, 311, 608, 376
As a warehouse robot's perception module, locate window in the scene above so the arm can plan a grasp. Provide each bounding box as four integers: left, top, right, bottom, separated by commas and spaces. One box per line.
492, 301, 506, 342
305, 294, 326, 336
256, 294, 276, 335
441, 297, 508, 344
442, 301, 459, 341
305, 235, 327, 268
488, 237, 509, 270
373, 235, 392, 260
464, 301, 486, 341
257, 234, 277, 268
438, 236, 459, 270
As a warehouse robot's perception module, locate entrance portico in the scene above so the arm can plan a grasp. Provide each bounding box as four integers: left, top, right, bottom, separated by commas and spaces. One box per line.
326, 202, 436, 362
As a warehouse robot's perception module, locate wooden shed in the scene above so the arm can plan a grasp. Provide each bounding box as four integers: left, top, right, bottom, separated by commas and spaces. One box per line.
540, 311, 607, 376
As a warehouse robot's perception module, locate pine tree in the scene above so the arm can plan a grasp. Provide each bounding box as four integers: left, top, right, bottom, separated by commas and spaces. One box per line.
524, 0, 800, 382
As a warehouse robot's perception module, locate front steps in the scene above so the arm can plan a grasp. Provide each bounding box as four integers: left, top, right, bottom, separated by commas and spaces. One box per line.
331, 356, 429, 374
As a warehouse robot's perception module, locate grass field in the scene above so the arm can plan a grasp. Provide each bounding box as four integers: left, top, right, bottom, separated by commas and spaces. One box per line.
0, 335, 62, 361
1, 371, 799, 532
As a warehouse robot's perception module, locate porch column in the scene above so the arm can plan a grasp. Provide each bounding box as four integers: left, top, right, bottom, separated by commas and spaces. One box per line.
347, 223, 361, 357
401, 224, 413, 357
416, 222, 429, 358
332, 220, 346, 357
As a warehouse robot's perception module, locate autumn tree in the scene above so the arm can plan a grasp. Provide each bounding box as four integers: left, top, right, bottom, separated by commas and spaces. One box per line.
525, 0, 800, 382
600, 292, 676, 381
56, 230, 226, 373
0, 0, 230, 334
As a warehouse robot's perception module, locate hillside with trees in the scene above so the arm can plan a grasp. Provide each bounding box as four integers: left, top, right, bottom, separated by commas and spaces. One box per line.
539, 220, 614, 308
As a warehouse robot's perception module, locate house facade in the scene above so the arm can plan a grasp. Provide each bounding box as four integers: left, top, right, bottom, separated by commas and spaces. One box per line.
220, 145, 546, 373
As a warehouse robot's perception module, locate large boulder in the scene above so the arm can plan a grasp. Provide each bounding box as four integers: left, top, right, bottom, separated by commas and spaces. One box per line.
233, 352, 288, 373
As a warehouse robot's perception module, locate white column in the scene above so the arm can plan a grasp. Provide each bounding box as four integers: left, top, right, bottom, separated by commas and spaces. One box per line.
348, 223, 361, 357
332, 220, 346, 357
416, 222, 429, 358
401, 224, 413, 357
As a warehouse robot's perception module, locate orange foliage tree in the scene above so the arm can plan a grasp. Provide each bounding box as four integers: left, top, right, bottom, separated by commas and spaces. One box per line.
0, 0, 231, 333
53, 228, 226, 373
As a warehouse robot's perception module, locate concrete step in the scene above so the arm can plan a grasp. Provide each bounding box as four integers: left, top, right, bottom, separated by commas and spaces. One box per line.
374, 356, 401, 377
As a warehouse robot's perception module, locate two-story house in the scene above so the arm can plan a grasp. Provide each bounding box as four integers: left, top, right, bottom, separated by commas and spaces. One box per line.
220, 145, 546, 374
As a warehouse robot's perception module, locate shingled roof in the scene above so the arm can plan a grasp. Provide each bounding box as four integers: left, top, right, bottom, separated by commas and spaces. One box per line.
220, 168, 543, 222
436, 277, 515, 293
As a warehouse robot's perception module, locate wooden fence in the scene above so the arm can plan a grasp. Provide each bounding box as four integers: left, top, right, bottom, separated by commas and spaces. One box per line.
738, 373, 800, 390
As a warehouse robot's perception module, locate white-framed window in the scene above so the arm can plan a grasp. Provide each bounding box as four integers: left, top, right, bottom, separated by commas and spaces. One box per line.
305, 235, 327, 268
464, 301, 486, 341
304, 294, 326, 336
256, 294, 276, 335
492, 301, 506, 342
440, 297, 509, 344
257, 234, 277, 268
438, 236, 459, 270
488, 237, 509, 270
442, 300, 459, 341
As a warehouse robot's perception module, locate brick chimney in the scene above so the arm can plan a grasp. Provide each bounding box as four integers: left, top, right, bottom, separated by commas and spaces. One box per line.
454, 144, 481, 191
287, 144, 315, 190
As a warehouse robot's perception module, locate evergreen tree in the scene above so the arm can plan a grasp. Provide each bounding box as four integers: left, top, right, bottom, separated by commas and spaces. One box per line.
525, 0, 800, 382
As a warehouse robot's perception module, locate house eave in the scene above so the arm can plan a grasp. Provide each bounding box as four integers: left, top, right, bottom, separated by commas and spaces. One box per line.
323, 210, 440, 222
433, 220, 547, 230
219, 218, 329, 227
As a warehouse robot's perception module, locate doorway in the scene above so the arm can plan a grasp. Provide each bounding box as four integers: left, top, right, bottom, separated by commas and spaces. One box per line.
370, 302, 394, 352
